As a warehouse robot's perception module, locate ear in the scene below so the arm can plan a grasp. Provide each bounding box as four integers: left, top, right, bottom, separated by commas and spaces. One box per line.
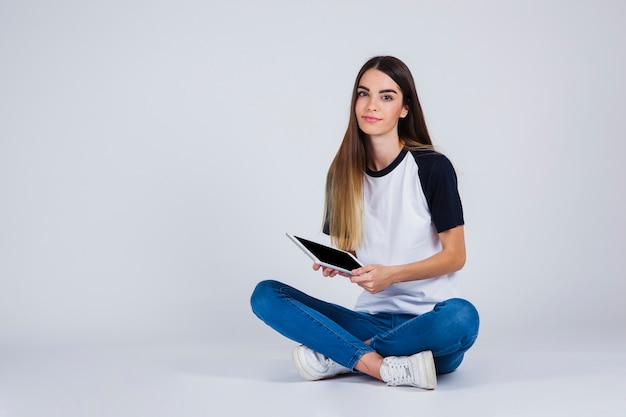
400, 105, 409, 119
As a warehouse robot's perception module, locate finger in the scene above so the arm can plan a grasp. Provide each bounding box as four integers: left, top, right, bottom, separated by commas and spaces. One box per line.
351, 265, 374, 276
349, 274, 367, 284
322, 267, 336, 277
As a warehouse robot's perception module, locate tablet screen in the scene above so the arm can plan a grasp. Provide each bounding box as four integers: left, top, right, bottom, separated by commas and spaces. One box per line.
292, 235, 362, 271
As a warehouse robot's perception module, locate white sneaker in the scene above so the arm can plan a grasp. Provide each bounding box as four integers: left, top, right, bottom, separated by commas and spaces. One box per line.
292, 345, 351, 381
380, 350, 437, 389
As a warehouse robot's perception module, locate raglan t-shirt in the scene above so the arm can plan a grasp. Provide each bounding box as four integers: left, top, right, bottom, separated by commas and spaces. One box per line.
352, 148, 465, 315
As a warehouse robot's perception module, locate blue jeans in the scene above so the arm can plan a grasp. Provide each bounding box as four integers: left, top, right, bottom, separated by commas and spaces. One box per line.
250, 280, 480, 374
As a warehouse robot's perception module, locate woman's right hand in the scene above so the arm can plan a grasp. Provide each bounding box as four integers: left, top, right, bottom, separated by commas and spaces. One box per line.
312, 263, 343, 277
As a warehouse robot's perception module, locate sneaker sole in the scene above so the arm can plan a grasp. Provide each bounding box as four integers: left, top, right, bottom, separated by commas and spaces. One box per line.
419, 350, 437, 390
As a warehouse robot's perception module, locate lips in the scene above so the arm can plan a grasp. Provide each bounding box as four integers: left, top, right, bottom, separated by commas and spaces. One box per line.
362, 116, 381, 123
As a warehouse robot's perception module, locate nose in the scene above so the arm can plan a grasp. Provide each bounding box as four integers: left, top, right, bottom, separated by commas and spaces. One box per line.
367, 97, 378, 112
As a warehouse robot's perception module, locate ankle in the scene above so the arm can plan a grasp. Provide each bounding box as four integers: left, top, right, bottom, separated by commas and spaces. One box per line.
354, 352, 384, 380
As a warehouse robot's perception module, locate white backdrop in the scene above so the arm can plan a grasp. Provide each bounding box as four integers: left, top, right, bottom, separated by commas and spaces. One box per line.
1, 0, 625, 350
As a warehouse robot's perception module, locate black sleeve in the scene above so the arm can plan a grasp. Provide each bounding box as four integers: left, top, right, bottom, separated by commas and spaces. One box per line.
412, 150, 464, 233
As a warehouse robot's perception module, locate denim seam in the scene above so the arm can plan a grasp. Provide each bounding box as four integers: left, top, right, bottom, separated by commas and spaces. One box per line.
370, 315, 478, 357
279, 287, 375, 369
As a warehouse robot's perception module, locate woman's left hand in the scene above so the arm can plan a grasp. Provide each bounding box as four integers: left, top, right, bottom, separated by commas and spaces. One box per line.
349, 264, 395, 294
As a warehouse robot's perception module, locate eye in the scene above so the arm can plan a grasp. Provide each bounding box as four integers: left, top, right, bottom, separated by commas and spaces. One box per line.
357, 90, 369, 98
381, 95, 393, 101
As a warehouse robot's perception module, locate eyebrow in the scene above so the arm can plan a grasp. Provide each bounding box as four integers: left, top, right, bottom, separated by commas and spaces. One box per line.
357, 85, 399, 94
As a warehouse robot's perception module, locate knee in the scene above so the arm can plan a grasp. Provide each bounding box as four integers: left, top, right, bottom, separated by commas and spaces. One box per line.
250, 279, 281, 319
436, 298, 480, 338
451, 298, 479, 322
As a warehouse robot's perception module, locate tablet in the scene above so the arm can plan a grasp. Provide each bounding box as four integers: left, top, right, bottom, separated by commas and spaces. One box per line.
286, 233, 363, 275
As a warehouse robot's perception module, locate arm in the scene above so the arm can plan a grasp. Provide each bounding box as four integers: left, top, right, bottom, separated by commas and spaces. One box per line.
349, 225, 466, 294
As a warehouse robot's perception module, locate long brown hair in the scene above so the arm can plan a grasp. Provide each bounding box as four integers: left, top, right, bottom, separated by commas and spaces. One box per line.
324, 56, 433, 250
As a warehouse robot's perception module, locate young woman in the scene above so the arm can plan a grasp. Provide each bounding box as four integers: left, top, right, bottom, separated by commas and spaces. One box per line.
250, 56, 479, 389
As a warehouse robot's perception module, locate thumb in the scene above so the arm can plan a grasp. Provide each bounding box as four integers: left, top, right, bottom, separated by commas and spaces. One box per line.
351, 264, 372, 276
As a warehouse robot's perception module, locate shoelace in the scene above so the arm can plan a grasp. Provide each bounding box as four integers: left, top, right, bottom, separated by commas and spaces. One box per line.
383, 358, 415, 385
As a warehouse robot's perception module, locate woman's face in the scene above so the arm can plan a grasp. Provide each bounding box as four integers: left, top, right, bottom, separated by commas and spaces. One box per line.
354, 69, 409, 140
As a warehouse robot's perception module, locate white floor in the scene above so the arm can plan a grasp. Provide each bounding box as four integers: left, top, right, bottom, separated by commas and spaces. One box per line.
1, 336, 625, 417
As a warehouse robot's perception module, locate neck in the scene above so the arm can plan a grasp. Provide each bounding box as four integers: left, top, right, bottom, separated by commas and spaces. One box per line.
365, 135, 403, 171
